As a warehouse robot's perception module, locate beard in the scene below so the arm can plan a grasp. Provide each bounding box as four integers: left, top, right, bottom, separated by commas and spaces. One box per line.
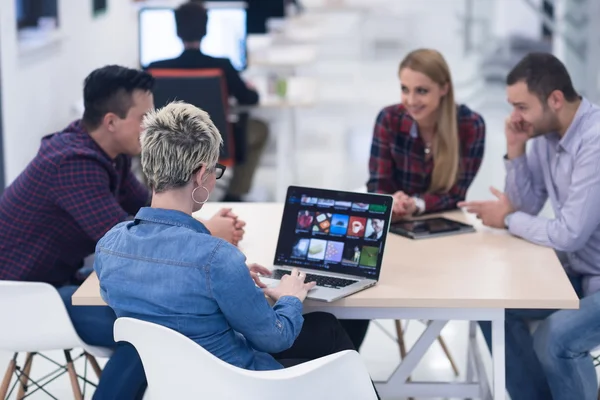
531, 109, 561, 137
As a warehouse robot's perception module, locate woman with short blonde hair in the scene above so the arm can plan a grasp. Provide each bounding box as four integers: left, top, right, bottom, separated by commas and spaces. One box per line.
141, 102, 223, 202
95, 102, 377, 397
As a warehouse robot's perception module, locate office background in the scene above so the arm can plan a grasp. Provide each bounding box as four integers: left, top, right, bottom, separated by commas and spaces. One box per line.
0, 1, 599, 397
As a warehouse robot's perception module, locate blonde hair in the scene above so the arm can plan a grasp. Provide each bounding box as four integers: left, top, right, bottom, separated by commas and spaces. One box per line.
399, 49, 458, 193
140, 101, 222, 193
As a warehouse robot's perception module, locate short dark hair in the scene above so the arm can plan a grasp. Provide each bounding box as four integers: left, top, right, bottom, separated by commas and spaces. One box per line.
175, 2, 208, 42
506, 52, 579, 102
82, 65, 155, 130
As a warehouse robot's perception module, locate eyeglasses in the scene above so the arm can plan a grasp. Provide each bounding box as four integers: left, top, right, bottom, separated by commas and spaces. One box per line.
192, 163, 226, 179
214, 163, 226, 180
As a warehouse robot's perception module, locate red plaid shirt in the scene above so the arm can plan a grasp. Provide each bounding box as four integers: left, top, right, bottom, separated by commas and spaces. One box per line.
367, 103, 485, 213
0, 120, 150, 285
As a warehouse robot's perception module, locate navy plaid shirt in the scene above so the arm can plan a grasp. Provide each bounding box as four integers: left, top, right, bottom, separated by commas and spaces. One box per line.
367, 103, 486, 212
0, 120, 150, 286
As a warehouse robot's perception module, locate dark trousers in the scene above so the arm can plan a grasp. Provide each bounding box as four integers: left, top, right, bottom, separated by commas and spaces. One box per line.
271, 313, 379, 399
339, 319, 371, 350
271, 312, 356, 366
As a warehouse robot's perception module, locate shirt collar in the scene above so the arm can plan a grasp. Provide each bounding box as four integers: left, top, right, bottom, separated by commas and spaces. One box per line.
559, 97, 590, 155
64, 119, 115, 162
134, 207, 211, 235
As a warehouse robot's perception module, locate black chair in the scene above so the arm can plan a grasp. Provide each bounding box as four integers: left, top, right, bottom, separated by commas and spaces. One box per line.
148, 68, 236, 167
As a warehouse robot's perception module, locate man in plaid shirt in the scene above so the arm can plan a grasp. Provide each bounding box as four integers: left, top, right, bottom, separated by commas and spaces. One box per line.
0, 65, 244, 399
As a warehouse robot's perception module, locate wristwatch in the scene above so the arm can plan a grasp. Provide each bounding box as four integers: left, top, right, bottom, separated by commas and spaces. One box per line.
412, 196, 426, 215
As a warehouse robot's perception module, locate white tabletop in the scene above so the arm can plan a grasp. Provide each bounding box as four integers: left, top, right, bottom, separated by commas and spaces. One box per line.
73, 203, 579, 310
239, 76, 318, 109
247, 44, 318, 68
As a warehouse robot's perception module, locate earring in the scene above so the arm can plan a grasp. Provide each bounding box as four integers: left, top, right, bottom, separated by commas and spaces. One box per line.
192, 186, 210, 205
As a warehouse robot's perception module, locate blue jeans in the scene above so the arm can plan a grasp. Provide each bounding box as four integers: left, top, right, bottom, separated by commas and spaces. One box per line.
479, 275, 600, 400
58, 286, 147, 400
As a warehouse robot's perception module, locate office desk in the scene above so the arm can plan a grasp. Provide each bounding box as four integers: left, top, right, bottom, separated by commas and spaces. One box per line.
301, 0, 377, 12
72, 203, 578, 399
241, 76, 318, 201
251, 76, 318, 109
247, 44, 317, 70
268, 22, 324, 44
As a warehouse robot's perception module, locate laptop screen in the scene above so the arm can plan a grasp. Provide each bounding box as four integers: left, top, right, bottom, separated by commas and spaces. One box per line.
138, 4, 247, 71
273, 186, 393, 280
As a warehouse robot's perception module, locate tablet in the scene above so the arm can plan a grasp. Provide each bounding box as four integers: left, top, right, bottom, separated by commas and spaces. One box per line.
390, 217, 475, 240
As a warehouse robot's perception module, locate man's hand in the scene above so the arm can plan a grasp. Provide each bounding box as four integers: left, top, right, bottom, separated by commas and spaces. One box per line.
505, 117, 532, 160
457, 187, 515, 229
392, 191, 417, 221
202, 208, 246, 245
248, 263, 272, 288
218, 208, 247, 244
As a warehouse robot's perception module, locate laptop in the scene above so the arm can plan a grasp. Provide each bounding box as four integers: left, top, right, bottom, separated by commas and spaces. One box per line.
260, 186, 394, 302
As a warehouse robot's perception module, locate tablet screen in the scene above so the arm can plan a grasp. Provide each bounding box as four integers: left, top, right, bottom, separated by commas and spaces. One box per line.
392, 217, 467, 234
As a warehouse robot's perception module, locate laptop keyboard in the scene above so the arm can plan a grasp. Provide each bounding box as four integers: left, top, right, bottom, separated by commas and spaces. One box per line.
271, 269, 357, 289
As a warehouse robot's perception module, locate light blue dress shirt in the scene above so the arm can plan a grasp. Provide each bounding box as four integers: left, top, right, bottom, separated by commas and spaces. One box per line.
504, 98, 600, 295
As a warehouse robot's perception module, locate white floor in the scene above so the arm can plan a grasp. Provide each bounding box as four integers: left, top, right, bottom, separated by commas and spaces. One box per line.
0, 0, 581, 398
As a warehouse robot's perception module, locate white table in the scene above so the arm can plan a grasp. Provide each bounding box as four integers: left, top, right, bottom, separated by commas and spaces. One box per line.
247, 44, 317, 71
73, 203, 579, 399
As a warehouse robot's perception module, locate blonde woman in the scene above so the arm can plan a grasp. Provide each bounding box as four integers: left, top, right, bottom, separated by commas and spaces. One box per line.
368, 48, 486, 221
341, 49, 487, 351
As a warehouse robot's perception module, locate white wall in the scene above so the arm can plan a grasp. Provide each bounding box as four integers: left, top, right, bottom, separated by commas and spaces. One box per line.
0, 0, 140, 184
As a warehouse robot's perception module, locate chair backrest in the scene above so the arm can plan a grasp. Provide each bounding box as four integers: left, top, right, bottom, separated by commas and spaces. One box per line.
148, 68, 235, 167
0, 281, 83, 352
114, 317, 377, 400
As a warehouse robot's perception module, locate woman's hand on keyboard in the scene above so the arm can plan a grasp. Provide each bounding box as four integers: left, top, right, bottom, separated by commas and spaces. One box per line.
263, 268, 316, 303
248, 263, 271, 288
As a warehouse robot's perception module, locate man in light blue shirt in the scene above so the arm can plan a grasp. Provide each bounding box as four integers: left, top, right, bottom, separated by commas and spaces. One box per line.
459, 52, 600, 400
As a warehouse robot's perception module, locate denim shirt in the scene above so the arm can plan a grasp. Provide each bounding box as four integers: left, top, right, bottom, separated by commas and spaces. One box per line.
94, 207, 304, 370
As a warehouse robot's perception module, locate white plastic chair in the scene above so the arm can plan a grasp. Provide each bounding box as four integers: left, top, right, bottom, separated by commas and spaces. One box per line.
114, 317, 378, 400
0, 281, 112, 400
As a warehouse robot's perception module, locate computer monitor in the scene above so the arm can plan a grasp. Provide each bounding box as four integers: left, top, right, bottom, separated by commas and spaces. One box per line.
138, 3, 247, 71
